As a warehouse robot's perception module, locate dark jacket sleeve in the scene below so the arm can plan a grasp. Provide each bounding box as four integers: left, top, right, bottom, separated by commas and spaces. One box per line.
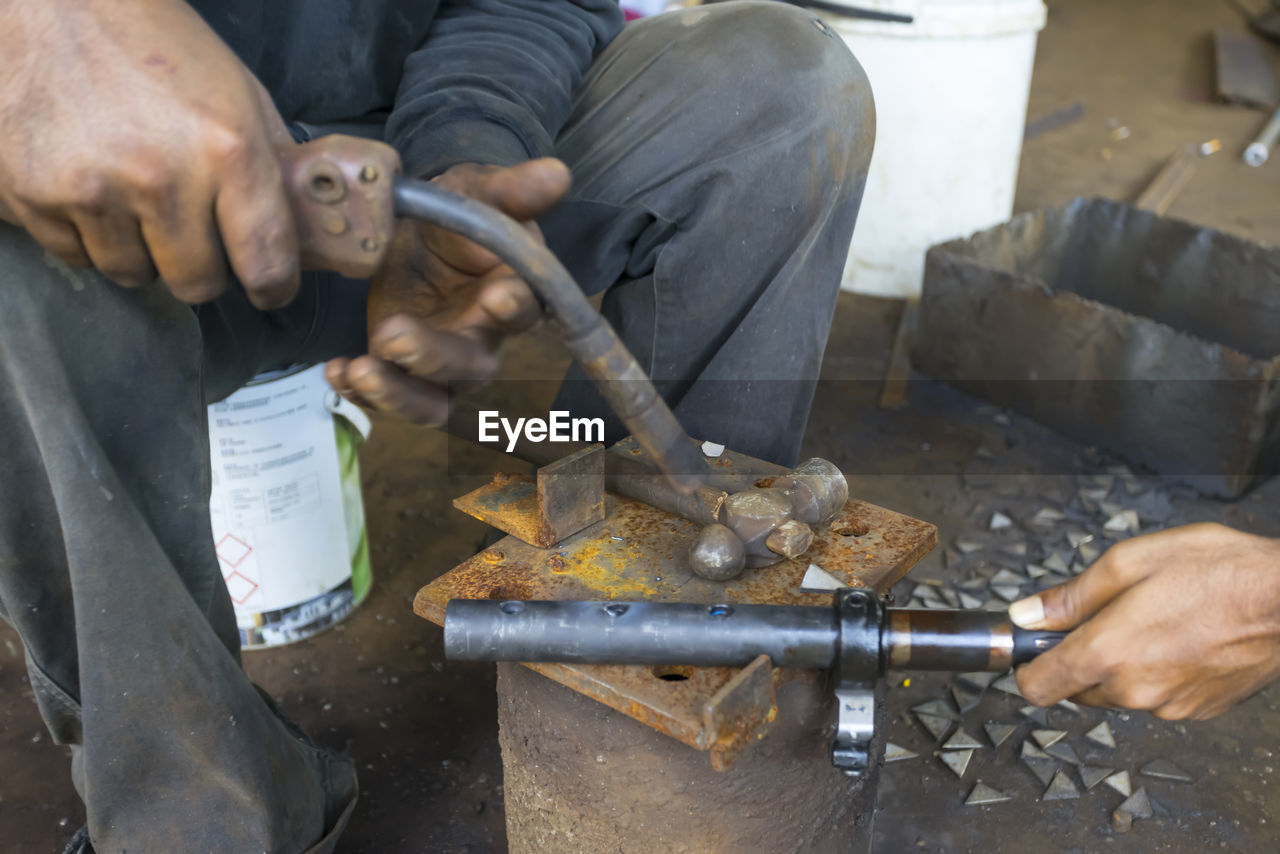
387, 0, 623, 178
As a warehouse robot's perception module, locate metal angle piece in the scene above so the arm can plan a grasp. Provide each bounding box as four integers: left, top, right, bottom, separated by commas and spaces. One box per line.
1116, 787, 1153, 819
1104, 770, 1133, 797
943, 728, 985, 750
1140, 759, 1192, 783
958, 672, 999, 690
1042, 769, 1080, 801
939, 587, 961, 608
924, 598, 950, 609
1085, 721, 1116, 749
1019, 705, 1049, 726
957, 576, 989, 592
965, 783, 1013, 806
884, 742, 918, 763
940, 749, 974, 778
1080, 765, 1115, 791
799, 563, 844, 593
951, 684, 982, 715
915, 713, 954, 742
912, 699, 960, 720
983, 599, 1007, 612
984, 722, 1017, 748
992, 673, 1022, 697
958, 591, 984, 610
1056, 699, 1081, 714
991, 585, 1023, 603
989, 512, 1014, 531
1045, 741, 1081, 765
955, 538, 983, 554
1032, 729, 1067, 749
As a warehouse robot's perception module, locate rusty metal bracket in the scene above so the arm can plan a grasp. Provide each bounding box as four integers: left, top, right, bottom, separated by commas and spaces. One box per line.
701, 654, 777, 771
453, 444, 605, 549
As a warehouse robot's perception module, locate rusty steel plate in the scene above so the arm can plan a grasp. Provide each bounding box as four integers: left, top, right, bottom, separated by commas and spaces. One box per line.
415, 467, 936, 768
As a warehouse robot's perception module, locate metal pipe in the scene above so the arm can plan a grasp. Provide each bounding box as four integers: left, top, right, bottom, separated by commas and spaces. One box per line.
1244, 106, 1280, 167
444, 598, 840, 669
444, 599, 1062, 672
392, 179, 709, 493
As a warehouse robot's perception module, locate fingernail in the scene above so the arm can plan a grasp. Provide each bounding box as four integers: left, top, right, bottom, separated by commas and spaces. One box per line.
1008, 595, 1046, 629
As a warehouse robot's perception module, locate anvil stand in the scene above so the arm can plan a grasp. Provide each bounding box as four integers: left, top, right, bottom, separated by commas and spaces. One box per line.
414, 438, 937, 853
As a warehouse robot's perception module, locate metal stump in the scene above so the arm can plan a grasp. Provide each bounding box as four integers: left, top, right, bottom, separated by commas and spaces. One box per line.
496, 661, 882, 854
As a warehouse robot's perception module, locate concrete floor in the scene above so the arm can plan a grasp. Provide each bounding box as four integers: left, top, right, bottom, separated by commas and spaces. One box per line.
4, 0, 1280, 851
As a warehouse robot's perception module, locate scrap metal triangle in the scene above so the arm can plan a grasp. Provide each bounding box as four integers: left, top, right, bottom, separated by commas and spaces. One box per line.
884, 742, 918, 763
1023, 757, 1058, 786
965, 783, 1013, 806
1116, 787, 1153, 819
989, 568, 1027, 586
1021, 741, 1051, 761
1045, 741, 1081, 765
1080, 765, 1115, 791
940, 749, 974, 778
1042, 769, 1080, 800
958, 592, 984, 609
992, 673, 1022, 697
912, 699, 959, 720
1019, 705, 1049, 726
1043, 552, 1070, 574
951, 684, 982, 715
991, 585, 1023, 603
1104, 770, 1133, 797
800, 563, 843, 592
984, 722, 1016, 749
958, 672, 998, 690
1085, 721, 1116, 748
943, 728, 985, 750
916, 712, 954, 742
1032, 729, 1066, 749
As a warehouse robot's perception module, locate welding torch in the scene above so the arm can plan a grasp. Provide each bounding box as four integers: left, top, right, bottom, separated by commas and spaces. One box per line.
442, 589, 1066, 776
0, 135, 707, 494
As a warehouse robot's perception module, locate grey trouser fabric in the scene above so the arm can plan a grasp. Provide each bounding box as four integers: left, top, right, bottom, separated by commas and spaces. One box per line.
0, 3, 872, 852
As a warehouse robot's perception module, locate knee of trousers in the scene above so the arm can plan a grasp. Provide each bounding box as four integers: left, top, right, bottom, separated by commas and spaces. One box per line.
668, 1, 876, 189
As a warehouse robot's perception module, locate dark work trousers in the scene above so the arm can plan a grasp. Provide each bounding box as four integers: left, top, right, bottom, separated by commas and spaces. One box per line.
0, 3, 873, 852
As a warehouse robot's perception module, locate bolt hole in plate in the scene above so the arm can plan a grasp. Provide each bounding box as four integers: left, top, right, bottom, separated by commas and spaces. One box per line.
831, 520, 871, 537
500, 600, 525, 615
603, 602, 630, 617
653, 665, 696, 682
707, 604, 734, 617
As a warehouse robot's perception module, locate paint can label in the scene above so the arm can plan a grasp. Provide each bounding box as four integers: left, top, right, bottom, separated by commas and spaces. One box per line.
207, 364, 373, 648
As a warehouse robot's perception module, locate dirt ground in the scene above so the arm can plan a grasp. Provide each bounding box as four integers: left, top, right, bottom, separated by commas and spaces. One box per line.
4, 0, 1280, 851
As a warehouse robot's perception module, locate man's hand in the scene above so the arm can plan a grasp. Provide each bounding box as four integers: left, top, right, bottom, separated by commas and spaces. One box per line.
0, 0, 299, 308
324, 159, 570, 425
1011, 523, 1280, 720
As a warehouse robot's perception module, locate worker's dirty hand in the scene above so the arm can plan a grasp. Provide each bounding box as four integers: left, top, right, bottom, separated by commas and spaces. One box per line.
325, 159, 571, 425
0, 0, 299, 309
1011, 523, 1280, 720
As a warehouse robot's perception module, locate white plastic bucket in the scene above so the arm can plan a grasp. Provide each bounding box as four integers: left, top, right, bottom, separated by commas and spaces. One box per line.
207, 364, 373, 649
826, 0, 1048, 297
